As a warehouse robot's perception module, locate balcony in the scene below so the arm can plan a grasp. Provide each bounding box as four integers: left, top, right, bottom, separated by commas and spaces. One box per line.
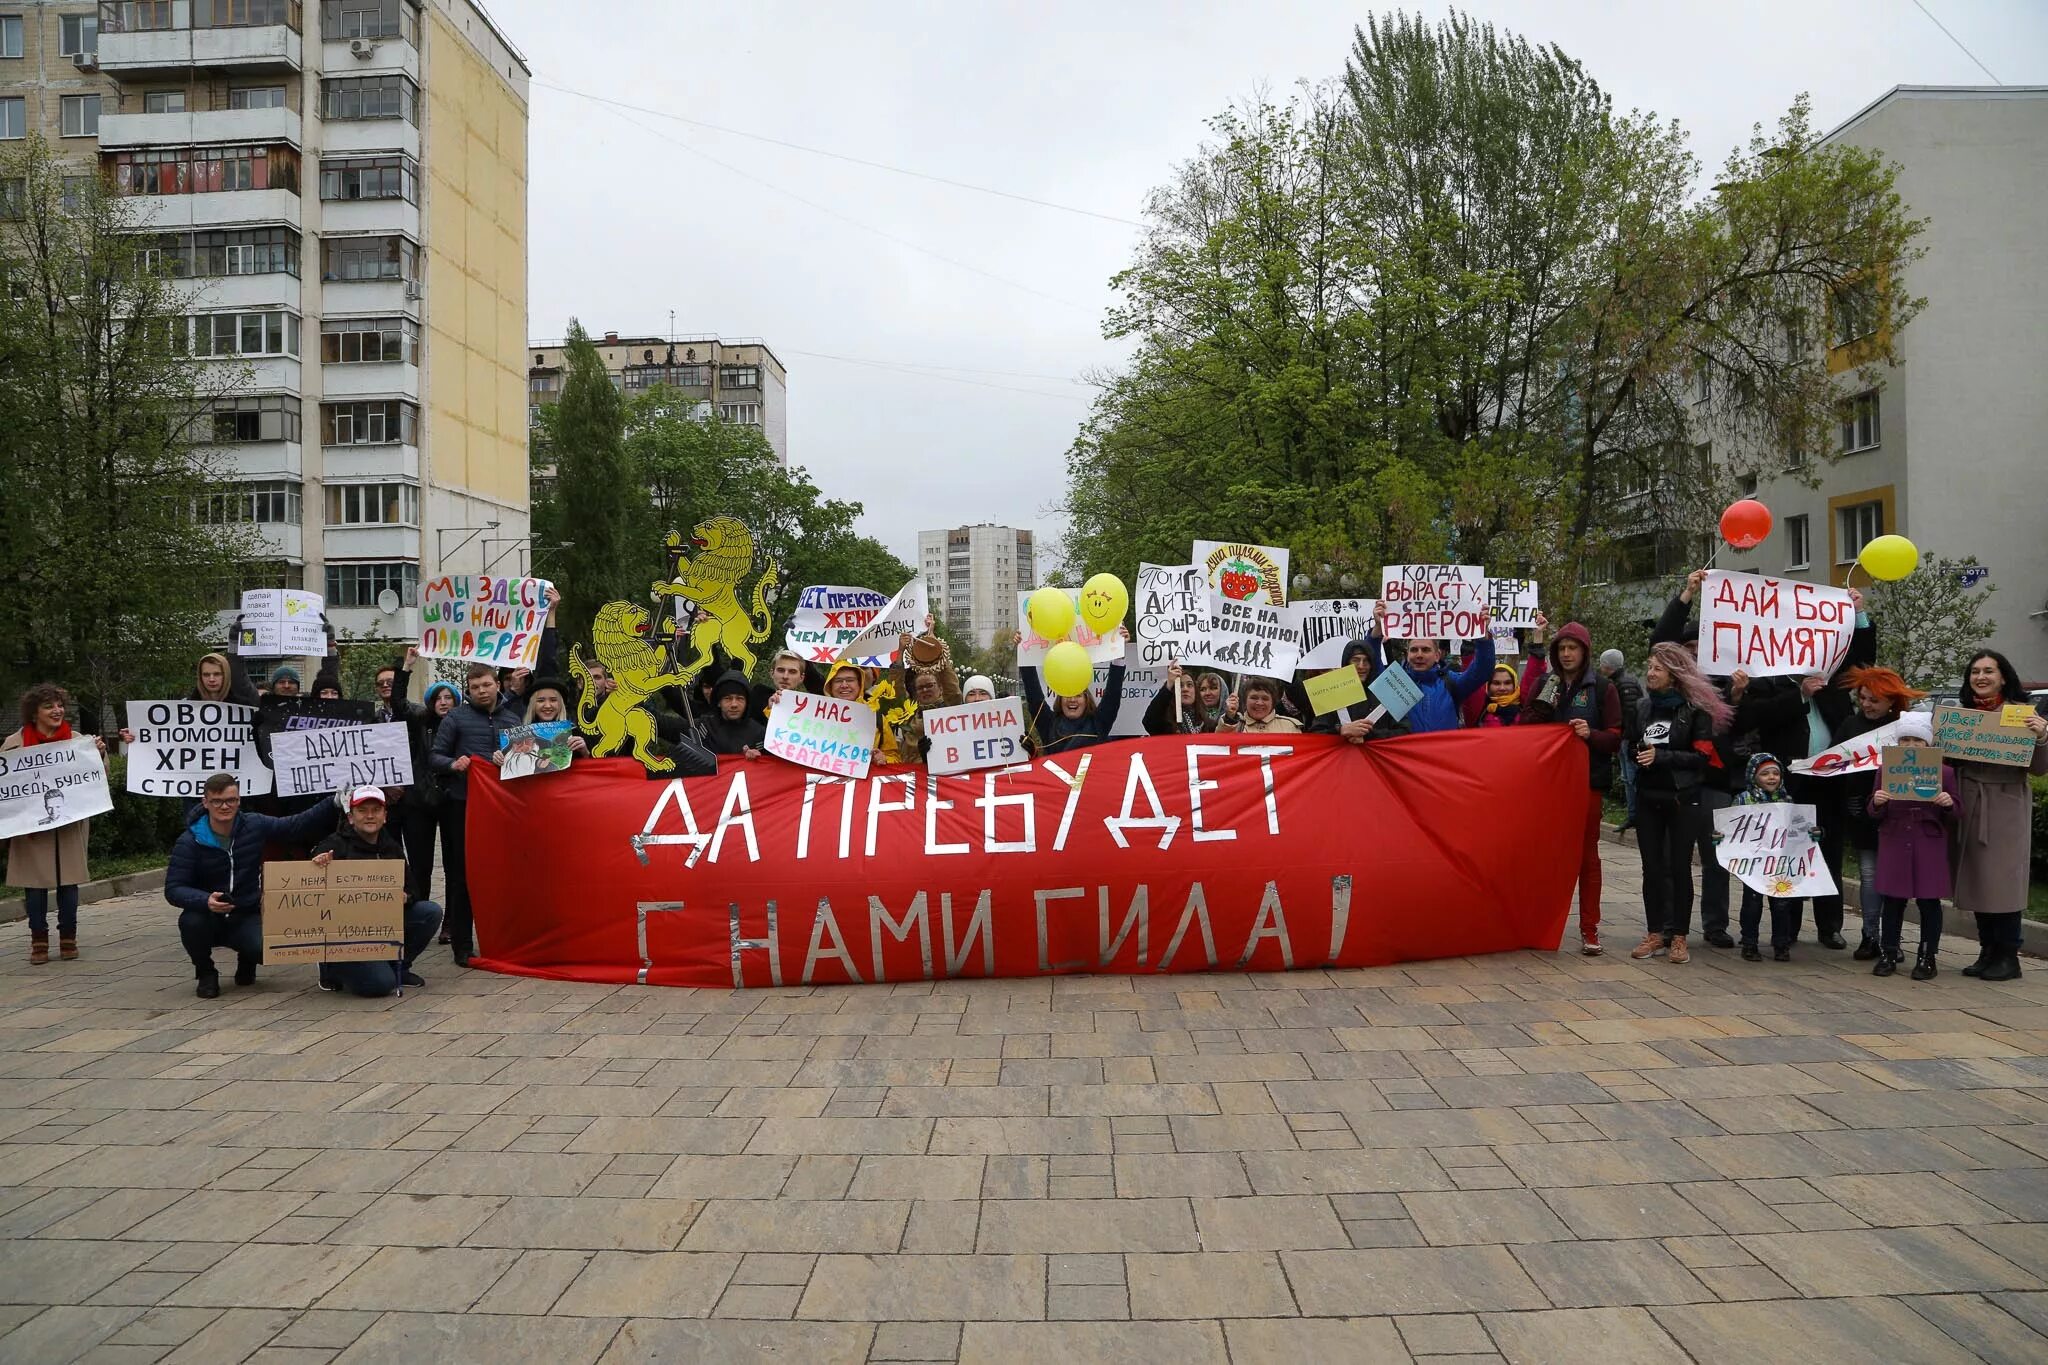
320, 441, 417, 481
318, 38, 419, 85
320, 363, 418, 400
179, 271, 304, 312
319, 276, 416, 316
243, 522, 303, 560
98, 8, 304, 77
327, 603, 418, 642
320, 119, 419, 158
122, 187, 301, 231
97, 106, 301, 149
321, 523, 418, 559
195, 440, 302, 479
318, 196, 417, 239
193, 355, 300, 391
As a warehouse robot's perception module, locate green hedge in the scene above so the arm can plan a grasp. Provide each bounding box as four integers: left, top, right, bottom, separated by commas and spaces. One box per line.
85, 754, 189, 866
2034, 776, 2048, 881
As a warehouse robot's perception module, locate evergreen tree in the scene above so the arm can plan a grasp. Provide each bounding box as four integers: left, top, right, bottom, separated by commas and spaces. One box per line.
548, 320, 642, 636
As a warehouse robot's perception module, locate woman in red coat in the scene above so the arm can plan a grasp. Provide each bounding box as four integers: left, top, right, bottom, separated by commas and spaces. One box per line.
1867, 764, 1960, 981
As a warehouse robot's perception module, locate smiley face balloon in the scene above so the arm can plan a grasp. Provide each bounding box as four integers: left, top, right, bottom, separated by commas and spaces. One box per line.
1078, 573, 1129, 636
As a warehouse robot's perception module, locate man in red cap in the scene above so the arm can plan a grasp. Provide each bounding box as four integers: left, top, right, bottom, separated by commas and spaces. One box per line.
308, 786, 444, 997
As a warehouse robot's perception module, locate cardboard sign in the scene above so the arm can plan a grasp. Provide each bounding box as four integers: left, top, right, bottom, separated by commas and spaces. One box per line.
1712, 802, 1838, 900
1697, 570, 1855, 679
763, 690, 874, 779
1306, 666, 1369, 717
834, 577, 929, 664
1182, 593, 1302, 677
418, 574, 552, 668
238, 588, 325, 656
498, 721, 574, 780
124, 701, 272, 798
1879, 745, 1944, 802
270, 722, 413, 797
1787, 711, 1931, 777
1380, 565, 1486, 642
923, 697, 1030, 775
262, 859, 406, 964
787, 585, 895, 666
1292, 599, 1378, 671
0, 736, 113, 840
1193, 540, 1289, 607
1368, 664, 1425, 722
1016, 590, 1125, 666
1093, 647, 1164, 738
1133, 563, 1204, 666
1933, 702, 2039, 768
1485, 577, 1539, 628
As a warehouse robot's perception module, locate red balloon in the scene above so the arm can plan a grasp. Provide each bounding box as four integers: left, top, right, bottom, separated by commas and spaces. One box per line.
1719, 499, 1773, 550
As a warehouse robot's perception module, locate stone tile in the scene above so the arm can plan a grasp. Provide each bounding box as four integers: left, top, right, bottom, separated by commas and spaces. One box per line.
1538, 1185, 1722, 1240
645, 1154, 796, 1200
547, 1250, 741, 1317
679, 1199, 908, 1253
1740, 1227, 2043, 1297
104, 1305, 223, 1348
1046, 1283, 1127, 1320
960, 1321, 1227, 1363
1962, 1223, 2048, 1281
165, 1245, 374, 1310
744, 1117, 934, 1155
393, 1151, 610, 1197
30, 1187, 187, 1240
1948, 1168, 2048, 1221
799, 1254, 1045, 1322
1399, 1190, 1574, 1246
469, 1250, 591, 1316
978, 1198, 1197, 1253
0, 1241, 158, 1306
1394, 1311, 1491, 1353
1804, 1172, 2012, 1228
125, 1191, 311, 1243
317, 1246, 520, 1312
1511, 1239, 1714, 1308
0, 1305, 147, 1363
269, 1309, 383, 1350
929, 1118, 1110, 1155
464, 1196, 701, 1251
1497, 1138, 1717, 1188
1282, 1247, 1549, 1315
1672, 1181, 1797, 1235
1242, 1149, 1451, 1195
596, 1319, 874, 1363
326, 1194, 503, 1247
1651, 1298, 1983, 1364
870, 1320, 962, 1360
1693, 1264, 1798, 1301
1190, 1195, 1349, 1251
1127, 1250, 1301, 1317
1483, 1306, 1689, 1363
1346, 1107, 1545, 1149
1223, 1317, 1411, 1362
1048, 1083, 1220, 1116
1803, 1088, 2026, 1129
1904, 1292, 2048, 1363
334, 1312, 626, 1364
847, 1155, 986, 1201
264, 1149, 434, 1195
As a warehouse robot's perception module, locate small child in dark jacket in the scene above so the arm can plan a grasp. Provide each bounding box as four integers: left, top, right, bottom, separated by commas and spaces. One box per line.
1727, 753, 1804, 962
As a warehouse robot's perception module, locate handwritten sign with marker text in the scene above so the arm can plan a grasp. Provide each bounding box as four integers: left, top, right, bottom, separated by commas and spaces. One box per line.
269, 722, 413, 797
1368, 664, 1425, 722
124, 701, 271, 798
1306, 666, 1369, 717
262, 860, 406, 964
419, 575, 551, 669
923, 697, 1030, 775
1879, 745, 1945, 802
1933, 703, 2039, 768
763, 690, 875, 779
1697, 570, 1855, 680
1380, 565, 1486, 642
1134, 563, 1203, 666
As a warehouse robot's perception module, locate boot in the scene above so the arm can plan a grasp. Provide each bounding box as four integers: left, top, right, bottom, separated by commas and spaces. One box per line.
59, 936, 77, 961
1853, 936, 1878, 961
1980, 946, 2023, 983
1872, 950, 1899, 978
1910, 945, 1938, 982
233, 955, 258, 987
1961, 936, 1994, 977
29, 932, 49, 966
196, 968, 221, 999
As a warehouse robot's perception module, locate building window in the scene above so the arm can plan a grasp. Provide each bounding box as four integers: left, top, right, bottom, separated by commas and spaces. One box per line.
1737, 473, 1757, 497
98, 3, 179, 33
228, 85, 287, 109
196, 480, 301, 525
186, 310, 300, 358
1693, 367, 1710, 403
61, 96, 103, 138
716, 402, 761, 425
622, 363, 707, 391
326, 560, 418, 609
320, 315, 418, 365
0, 98, 24, 141
321, 0, 418, 43
320, 399, 417, 446
321, 234, 416, 281
0, 15, 21, 58
320, 74, 417, 122
106, 145, 302, 195
1831, 280, 1878, 347
1839, 390, 1880, 453
207, 394, 301, 442
720, 365, 761, 388
60, 175, 90, 212
143, 90, 187, 113
1836, 501, 1883, 564
61, 13, 99, 54
324, 481, 417, 525
190, 0, 303, 29
1786, 514, 1809, 570
0, 177, 21, 219
159, 226, 301, 277
318, 154, 417, 203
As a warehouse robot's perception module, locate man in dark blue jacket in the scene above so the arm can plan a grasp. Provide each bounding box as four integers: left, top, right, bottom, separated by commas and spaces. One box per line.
429, 662, 522, 967
1366, 601, 1495, 733
165, 772, 340, 999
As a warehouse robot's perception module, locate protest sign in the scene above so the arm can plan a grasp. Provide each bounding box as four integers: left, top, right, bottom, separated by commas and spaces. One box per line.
238, 588, 326, 656
1490, 623, 1520, 657
498, 721, 575, 780
1368, 664, 1425, 722
418, 574, 552, 669
1697, 570, 1855, 679
763, 690, 875, 779
787, 585, 894, 666
923, 697, 1030, 775
1787, 711, 1931, 777
1932, 702, 2039, 767
1193, 540, 1290, 607
1485, 577, 1539, 628
123, 701, 271, 798
1879, 745, 1945, 802
1712, 803, 1838, 899
1093, 647, 1165, 738
262, 859, 406, 964
834, 577, 929, 664
1306, 666, 1369, 717
270, 722, 412, 797
1134, 563, 1204, 666
1182, 594, 1302, 677
0, 736, 113, 840
1292, 599, 1378, 671
1380, 565, 1486, 641
1016, 590, 1125, 666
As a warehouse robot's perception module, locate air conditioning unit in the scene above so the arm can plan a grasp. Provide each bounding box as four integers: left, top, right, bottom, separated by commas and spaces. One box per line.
72, 51, 98, 70
349, 37, 375, 59
403, 279, 421, 300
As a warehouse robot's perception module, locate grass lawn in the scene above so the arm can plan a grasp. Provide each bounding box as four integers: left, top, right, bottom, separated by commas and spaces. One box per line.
5, 852, 166, 894
2030, 880, 2048, 924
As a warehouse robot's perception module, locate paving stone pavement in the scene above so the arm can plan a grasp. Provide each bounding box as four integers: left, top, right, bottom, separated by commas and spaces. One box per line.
5, 845, 2048, 1363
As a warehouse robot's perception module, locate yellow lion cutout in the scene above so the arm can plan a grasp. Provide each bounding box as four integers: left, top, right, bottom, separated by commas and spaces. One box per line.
652, 515, 780, 683
569, 602, 696, 774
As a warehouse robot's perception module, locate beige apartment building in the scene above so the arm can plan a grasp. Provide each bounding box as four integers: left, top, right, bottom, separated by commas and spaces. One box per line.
527, 331, 790, 466
1, 0, 531, 647
919, 524, 1037, 650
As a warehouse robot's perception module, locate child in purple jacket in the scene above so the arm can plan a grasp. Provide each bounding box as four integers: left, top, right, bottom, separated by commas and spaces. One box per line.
1867, 762, 1961, 980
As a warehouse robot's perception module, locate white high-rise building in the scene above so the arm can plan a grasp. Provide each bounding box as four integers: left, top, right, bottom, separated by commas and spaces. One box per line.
918, 524, 1037, 650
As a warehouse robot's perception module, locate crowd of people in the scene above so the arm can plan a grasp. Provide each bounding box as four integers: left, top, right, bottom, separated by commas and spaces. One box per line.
6, 574, 2045, 997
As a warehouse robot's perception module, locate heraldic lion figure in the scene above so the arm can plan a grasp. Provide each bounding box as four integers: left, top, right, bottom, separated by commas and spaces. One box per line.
569, 602, 696, 774
652, 516, 780, 681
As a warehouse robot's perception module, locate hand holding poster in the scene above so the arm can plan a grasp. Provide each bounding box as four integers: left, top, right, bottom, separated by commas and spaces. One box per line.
1193, 540, 1290, 607
834, 577, 929, 664
1016, 590, 1125, 666
1697, 571, 1855, 679
0, 736, 113, 839
239, 588, 326, 656
498, 721, 575, 780
1932, 702, 2039, 767
1879, 745, 1944, 802
1485, 577, 1539, 628
262, 860, 406, 964
1380, 565, 1487, 641
1292, 600, 1378, 671
923, 697, 1030, 775
124, 701, 271, 797
1713, 803, 1838, 899
1787, 711, 1930, 776
419, 575, 552, 669
763, 690, 874, 779
1134, 563, 1203, 666
270, 723, 413, 797
786, 585, 894, 665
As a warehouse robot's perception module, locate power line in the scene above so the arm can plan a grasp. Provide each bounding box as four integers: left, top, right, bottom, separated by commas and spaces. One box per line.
1908, 0, 2002, 83
532, 78, 1148, 229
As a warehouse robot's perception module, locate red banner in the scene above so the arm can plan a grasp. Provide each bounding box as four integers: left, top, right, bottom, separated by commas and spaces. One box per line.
465, 729, 1586, 988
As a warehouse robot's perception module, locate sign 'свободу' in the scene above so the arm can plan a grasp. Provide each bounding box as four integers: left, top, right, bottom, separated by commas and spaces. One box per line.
419, 575, 552, 669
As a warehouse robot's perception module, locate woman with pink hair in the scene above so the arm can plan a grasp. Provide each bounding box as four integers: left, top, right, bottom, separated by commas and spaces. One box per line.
1626, 643, 1732, 965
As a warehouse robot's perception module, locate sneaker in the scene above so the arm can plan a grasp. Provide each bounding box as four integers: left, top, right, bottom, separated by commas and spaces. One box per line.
1629, 933, 1664, 960
1704, 930, 1735, 949
1667, 936, 1691, 964
1772, 945, 1792, 961
1740, 943, 1762, 961
1580, 932, 1604, 957
1853, 937, 1878, 961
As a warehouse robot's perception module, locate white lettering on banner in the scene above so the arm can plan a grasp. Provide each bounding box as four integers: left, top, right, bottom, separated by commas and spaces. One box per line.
1379, 565, 1487, 642
786, 585, 894, 666
1193, 540, 1290, 607
1484, 577, 1539, 628
417, 575, 552, 669
834, 577, 929, 664
1712, 802, 1839, 899
1292, 600, 1378, 671
763, 689, 875, 779
924, 697, 1031, 775
1697, 570, 1856, 679
124, 700, 273, 797
238, 588, 326, 656
0, 736, 114, 840
1787, 712, 1933, 777
1017, 590, 1125, 666
268, 722, 413, 797
1134, 563, 1204, 665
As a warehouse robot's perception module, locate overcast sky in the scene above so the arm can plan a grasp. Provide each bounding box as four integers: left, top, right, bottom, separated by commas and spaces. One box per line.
494, 0, 2047, 572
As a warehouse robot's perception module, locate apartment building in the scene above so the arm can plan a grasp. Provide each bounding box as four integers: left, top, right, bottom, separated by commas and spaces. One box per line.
526, 331, 790, 466
918, 524, 1036, 650
0, 0, 531, 647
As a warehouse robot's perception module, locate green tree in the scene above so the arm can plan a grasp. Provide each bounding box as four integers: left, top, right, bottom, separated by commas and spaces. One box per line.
548, 320, 642, 635
1865, 556, 1997, 692
0, 137, 259, 723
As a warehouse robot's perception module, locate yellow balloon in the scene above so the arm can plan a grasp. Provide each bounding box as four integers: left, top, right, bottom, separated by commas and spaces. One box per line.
1857, 534, 1918, 582
1078, 573, 1129, 635
1042, 640, 1094, 698
1027, 586, 1076, 641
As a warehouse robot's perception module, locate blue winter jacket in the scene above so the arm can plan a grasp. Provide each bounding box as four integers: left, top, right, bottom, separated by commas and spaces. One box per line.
164, 800, 341, 916
1365, 631, 1495, 733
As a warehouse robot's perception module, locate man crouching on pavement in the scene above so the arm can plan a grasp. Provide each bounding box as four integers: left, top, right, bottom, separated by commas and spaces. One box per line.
310, 787, 445, 997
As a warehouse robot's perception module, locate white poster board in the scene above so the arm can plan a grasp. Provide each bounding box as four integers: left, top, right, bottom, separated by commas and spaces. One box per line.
1192, 540, 1290, 607
1292, 599, 1378, 671
1712, 802, 1839, 899
1697, 570, 1856, 679
0, 736, 113, 839
923, 697, 1031, 775
1133, 563, 1204, 667
763, 689, 875, 778
787, 585, 895, 667
1484, 577, 1540, 628
1182, 594, 1302, 677
124, 700, 272, 798
418, 574, 552, 669
269, 722, 414, 797
1092, 645, 1164, 738
238, 588, 326, 656
835, 577, 929, 664
1380, 565, 1487, 642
